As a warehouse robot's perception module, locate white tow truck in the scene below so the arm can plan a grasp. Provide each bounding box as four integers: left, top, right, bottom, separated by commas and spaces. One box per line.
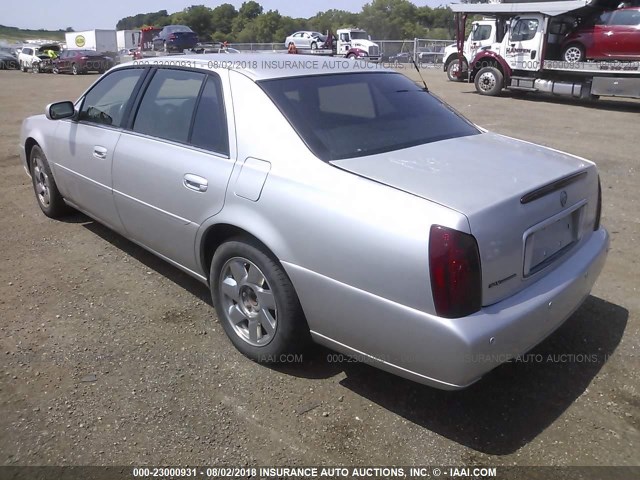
291, 28, 381, 62
443, 19, 498, 81
450, 0, 640, 100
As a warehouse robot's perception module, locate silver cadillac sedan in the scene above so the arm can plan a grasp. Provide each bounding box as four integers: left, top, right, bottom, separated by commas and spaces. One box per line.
19, 54, 608, 390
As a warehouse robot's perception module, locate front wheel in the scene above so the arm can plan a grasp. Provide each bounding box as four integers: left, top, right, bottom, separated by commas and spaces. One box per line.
310, 41, 317, 50
447, 59, 467, 82
31, 63, 40, 74
563, 44, 585, 63
210, 239, 309, 362
474, 66, 504, 96
30, 145, 71, 218
71, 63, 79, 75
347, 53, 356, 59
21, 61, 27, 72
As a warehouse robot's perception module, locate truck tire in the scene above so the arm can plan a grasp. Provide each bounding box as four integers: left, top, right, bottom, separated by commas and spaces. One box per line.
447, 59, 467, 82
563, 44, 585, 63
475, 66, 503, 96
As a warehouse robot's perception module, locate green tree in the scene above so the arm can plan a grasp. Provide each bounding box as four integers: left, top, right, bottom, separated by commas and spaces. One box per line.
211, 3, 237, 35
359, 0, 418, 39
239, 1, 263, 20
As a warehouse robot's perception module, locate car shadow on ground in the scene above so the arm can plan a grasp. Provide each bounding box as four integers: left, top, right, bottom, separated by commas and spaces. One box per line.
78, 216, 212, 305
335, 295, 628, 455
77, 215, 627, 454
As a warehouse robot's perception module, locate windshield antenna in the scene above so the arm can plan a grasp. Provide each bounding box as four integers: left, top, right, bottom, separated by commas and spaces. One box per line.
410, 54, 429, 92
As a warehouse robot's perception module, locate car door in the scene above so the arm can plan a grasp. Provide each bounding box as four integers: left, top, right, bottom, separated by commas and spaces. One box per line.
504, 16, 543, 70
112, 68, 235, 273
609, 9, 640, 58
586, 11, 614, 59
51, 67, 147, 231
56, 50, 69, 72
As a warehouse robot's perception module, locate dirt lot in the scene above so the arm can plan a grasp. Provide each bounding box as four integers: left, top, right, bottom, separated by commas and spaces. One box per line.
0, 66, 639, 470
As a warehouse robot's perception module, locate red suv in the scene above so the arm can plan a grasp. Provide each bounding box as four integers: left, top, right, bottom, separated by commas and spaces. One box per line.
561, 7, 640, 62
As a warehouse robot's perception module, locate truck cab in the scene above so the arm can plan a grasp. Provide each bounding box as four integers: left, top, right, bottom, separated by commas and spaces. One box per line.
452, 1, 640, 101
336, 28, 381, 62
443, 19, 498, 81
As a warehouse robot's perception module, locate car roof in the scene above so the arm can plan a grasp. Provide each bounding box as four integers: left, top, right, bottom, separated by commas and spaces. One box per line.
116, 53, 393, 81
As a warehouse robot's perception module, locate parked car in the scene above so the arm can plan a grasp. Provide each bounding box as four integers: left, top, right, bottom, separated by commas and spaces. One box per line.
19, 54, 608, 390
284, 31, 327, 50
53, 50, 114, 75
18, 44, 59, 72
417, 46, 444, 64
0, 52, 19, 69
152, 25, 199, 52
561, 7, 640, 62
389, 52, 413, 64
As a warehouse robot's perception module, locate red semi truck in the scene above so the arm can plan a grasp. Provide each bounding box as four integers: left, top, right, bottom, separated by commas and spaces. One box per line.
450, 0, 640, 100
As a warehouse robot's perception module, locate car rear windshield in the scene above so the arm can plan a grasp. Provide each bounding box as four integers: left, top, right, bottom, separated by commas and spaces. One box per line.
259, 72, 480, 161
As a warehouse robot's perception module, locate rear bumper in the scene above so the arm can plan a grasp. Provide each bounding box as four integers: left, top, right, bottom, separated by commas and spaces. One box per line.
287, 227, 609, 390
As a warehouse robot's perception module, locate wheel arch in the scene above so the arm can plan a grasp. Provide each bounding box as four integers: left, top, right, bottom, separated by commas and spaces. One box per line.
198, 218, 291, 285
469, 51, 511, 83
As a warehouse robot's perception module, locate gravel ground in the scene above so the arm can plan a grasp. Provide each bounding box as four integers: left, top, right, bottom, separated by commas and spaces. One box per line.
0, 66, 638, 469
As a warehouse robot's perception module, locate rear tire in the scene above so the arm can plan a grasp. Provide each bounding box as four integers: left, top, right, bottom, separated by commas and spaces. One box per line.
474, 66, 503, 96
72, 63, 79, 75
30, 145, 71, 218
210, 238, 309, 363
310, 41, 317, 50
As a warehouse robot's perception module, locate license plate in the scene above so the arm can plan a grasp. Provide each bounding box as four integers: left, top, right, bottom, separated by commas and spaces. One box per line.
523, 206, 584, 277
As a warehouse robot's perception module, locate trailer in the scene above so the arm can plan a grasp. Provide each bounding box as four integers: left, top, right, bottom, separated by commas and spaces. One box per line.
65, 30, 118, 53
450, 0, 640, 100
117, 30, 141, 51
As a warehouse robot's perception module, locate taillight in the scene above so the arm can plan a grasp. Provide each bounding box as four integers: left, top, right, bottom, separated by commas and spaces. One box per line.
594, 176, 602, 231
429, 225, 482, 318
169, 34, 176, 40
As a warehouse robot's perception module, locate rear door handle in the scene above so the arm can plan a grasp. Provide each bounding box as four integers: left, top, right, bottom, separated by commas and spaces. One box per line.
93, 146, 107, 159
183, 174, 208, 192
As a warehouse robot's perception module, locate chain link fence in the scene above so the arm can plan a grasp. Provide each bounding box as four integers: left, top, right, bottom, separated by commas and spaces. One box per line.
224, 38, 454, 64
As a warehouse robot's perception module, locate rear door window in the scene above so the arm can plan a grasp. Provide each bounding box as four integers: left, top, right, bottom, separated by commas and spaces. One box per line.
190, 76, 229, 155
133, 69, 205, 144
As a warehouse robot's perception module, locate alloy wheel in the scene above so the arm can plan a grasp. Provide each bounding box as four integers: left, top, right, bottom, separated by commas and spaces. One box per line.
33, 155, 51, 207
218, 257, 277, 347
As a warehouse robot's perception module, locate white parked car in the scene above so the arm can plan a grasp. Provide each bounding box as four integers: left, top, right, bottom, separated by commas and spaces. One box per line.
284, 31, 327, 50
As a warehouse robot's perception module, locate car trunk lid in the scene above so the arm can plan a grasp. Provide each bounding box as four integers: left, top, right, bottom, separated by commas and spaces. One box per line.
331, 132, 599, 306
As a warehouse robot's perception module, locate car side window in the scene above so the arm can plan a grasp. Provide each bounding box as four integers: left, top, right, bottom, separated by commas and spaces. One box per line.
472, 25, 492, 41
133, 69, 205, 144
78, 68, 145, 127
190, 76, 229, 155
510, 19, 539, 42
611, 10, 640, 26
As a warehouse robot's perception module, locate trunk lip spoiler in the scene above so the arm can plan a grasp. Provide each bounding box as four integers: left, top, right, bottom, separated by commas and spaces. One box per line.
520, 170, 588, 204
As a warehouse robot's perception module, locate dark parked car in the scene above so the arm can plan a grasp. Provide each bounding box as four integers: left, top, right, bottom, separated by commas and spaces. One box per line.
388, 52, 413, 64
0, 52, 19, 69
152, 25, 199, 52
53, 50, 114, 75
417, 46, 444, 64
561, 7, 640, 62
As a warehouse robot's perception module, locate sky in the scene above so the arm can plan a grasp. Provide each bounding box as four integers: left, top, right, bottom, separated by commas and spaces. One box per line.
1, 0, 446, 31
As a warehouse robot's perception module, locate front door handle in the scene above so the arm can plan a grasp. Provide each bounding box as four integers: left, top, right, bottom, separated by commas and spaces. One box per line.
183, 174, 208, 192
93, 146, 107, 159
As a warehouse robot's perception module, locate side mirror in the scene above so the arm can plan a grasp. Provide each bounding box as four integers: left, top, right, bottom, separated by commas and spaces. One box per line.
45, 101, 75, 120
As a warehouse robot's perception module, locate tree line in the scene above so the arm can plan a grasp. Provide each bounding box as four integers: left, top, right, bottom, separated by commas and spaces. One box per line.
115, 0, 456, 42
